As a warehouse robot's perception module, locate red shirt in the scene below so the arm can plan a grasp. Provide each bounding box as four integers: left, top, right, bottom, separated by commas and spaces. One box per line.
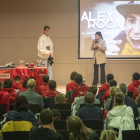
13, 66, 32, 83
98, 83, 109, 93
66, 81, 77, 92
38, 83, 49, 94
0, 89, 10, 113
127, 80, 140, 99
18, 88, 27, 96
32, 66, 48, 92
102, 89, 110, 103
41, 89, 60, 98
3, 88, 17, 105
12, 82, 22, 91
70, 84, 89, 103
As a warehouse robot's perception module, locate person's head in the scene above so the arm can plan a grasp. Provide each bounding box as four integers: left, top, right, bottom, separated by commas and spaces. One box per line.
109, 86, 118, 97
44, 26, 50, 36
113, 92, 125, 108
27, 79, 36, 90
14, 96, 29, 112
95, 31, 103, 40
118, 83, 127, 95
107, 74, 114, 83
43, 75, 49, 83
51, 109, 61, 120
132, 72, 140, 81
66, 116, 92, 140
116, 2, 140, 51
22, 78, 29, 88
100, 130, 117, 140
54, 93, 65, 104
70, 71, 78, 81
40, 109, 54, 126
74, 74, 83, 84
3, 79, 13, 88
109, 80, 117, 87
84, 92, 95, 104
0, 80, 3, 89
88, 86, 97, 95
14, 76, 21, 83
49, 80, 56, 89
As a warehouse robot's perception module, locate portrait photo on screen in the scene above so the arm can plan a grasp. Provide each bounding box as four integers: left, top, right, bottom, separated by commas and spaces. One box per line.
79, 0, 140, 59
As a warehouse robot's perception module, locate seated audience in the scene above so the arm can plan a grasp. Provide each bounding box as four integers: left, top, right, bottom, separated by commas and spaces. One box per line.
96, 74, 114, 103
19, 79, 44, 111
18, 78, 29, 95
29, 109, 63, 140
109, 83, 139, 116
70, 74, 89, 103
66, 71, 77, 92
66, 116, 99, 140
100, 130, 117, 140
51, 109, 61, 121
3, 79, 17, 105
0, 80, 10, 112
127, 72, 140, 99
38, 75, 49, 94
41, 80, 60, 98
6, 95, 39, 126
75, 86, 100, 111
54, 93, 66, 104
12, 76, 22, 93
135, 94, 140, 115
105, 92, 135, 139
102, 80, 117, 103
104, 86, 117, 111
76, 92, 103, 120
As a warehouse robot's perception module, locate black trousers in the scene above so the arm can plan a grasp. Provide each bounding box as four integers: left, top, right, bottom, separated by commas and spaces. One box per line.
93, 58, 106, 85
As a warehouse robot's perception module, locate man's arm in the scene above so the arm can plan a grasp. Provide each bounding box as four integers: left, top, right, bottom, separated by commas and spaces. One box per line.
108, 97, 114, 111
38, 96, 44, 111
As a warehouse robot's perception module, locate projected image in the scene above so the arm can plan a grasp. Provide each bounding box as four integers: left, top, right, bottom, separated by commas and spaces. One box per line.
79, 0, 140, 58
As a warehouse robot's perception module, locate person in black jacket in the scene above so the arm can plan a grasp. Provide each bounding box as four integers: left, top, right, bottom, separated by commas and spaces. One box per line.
66, 116, 99, 140
109, 83, 139, 117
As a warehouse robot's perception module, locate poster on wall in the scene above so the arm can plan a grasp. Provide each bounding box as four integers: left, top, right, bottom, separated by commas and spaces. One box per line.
79, 0, 140, 59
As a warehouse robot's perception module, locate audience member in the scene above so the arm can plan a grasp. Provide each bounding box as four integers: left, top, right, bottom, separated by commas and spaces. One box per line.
75, 86, 100, 111
19, 79, 44, 111
102, 80, 117, 103
54, 93, 65, 104
96, 74, 114, 103
51, 109, 61, 121
12, 76, 22, 92
29, 109, 63, 140
41, 80, 60, 98
104, 86, 117, 111
105, 92, 134, 125
127, 72, 140, 99
66, 71, 77, 92
38, 75, 49, 94
3, 79, 17, 105
6, 95, 39, 126
0, 80, 10, 112
18, 78, 29, 95
76, 92, 103, 120
136, 94, 140, 115
109, 83, 139, 116
66, 116, 99, 140
70, 74, 89, 103
100, 130, 117, 140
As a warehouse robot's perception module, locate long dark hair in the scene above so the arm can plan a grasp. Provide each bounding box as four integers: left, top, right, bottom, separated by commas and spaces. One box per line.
95, 31, 103, 39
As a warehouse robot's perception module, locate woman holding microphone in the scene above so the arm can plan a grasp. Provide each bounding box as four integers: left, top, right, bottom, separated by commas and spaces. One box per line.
91, 31, 107, 87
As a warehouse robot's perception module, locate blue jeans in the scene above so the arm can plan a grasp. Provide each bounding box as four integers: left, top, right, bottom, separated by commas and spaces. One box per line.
41, 59, 52, 80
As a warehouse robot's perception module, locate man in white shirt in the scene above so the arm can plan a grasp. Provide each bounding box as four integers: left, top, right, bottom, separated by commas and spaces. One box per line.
37, 26, 53, 79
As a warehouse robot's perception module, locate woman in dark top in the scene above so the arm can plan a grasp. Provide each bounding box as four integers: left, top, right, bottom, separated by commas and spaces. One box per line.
66, 116, 99, 140
6, 95, 39, 126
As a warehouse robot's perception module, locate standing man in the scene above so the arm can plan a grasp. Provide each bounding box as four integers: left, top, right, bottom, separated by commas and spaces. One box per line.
37, 26, 53, 80
91, 32, 106, 87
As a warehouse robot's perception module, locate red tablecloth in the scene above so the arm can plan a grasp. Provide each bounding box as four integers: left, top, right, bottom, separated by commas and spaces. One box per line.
0, 68, 14, 83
